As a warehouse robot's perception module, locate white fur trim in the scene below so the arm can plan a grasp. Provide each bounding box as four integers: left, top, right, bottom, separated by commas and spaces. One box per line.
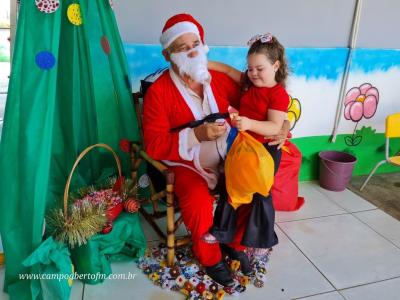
178, 128, 200, 161
169, 68, 203, 119
168, 68, 223, 189
160, 21, 200, 49
163, 160, 218, 190
203, 84, 219, 114
192, 149, 218, 189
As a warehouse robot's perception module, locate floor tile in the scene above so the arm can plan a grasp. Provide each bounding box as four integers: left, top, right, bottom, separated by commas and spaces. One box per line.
0, 267, 9, 300
305, 182, 376, 213
279, 214, 400, 289
84, 226, 334, 300
0, 266, 83, 300
354, 209, 400, 248
241, 227, 334, 300
83, 260, 181, 300
276, 183, 346, 223
340, 277, 400, 300
296, 291, 345, 300
70, 280, 84, 300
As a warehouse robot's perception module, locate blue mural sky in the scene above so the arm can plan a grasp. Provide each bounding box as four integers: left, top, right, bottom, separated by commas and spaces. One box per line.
123, 44, 400, 90
351, 49, 400, 73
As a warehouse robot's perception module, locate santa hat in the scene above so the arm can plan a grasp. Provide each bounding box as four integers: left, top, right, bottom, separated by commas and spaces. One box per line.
160, 13, 206, 50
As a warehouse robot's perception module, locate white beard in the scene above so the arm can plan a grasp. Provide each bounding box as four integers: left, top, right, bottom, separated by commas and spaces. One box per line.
170, 45, 210, 84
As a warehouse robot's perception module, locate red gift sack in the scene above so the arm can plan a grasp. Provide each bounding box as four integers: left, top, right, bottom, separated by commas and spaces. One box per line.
272, 139, 305, 211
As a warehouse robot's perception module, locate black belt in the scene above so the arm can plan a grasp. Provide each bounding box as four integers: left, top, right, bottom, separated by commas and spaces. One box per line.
170, 112, 230, 132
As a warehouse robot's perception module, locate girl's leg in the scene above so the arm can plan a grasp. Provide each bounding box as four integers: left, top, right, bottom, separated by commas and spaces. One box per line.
264, 144, 282, 174
239, 144, 281, 248
208, 174, 237, 244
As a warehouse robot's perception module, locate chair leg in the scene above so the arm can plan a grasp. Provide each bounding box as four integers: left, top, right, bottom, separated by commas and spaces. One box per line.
360, 160, 386, 191
165, 170, 175, 267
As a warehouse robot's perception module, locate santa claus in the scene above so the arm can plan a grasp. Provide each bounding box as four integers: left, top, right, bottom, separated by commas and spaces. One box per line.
143, 13, 247, 286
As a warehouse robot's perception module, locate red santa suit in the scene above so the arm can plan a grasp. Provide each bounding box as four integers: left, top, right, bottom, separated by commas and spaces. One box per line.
143, 68, 241, 266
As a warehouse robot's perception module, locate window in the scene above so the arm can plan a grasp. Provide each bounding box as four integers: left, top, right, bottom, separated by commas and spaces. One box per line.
0, 0, 11, 135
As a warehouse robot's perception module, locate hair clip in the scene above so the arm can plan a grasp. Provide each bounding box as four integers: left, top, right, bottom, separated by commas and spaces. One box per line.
247, 33, 273, 46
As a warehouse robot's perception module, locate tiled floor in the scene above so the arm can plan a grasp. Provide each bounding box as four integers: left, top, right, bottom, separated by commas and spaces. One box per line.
1, 181, 400, 300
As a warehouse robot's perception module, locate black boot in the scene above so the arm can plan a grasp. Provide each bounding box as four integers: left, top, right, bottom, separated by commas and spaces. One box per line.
204, 260, 235, 287
220, 244, 254, 276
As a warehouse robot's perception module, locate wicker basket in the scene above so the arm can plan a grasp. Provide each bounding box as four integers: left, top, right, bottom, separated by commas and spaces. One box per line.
63, 143, 122, 216
48, 143, 125, 247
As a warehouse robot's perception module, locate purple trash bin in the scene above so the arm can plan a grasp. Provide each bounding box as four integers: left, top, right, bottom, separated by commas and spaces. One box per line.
318, 151, 357, 191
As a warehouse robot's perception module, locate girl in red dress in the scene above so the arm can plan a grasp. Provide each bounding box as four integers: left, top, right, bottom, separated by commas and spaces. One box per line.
204, 34, 290, 264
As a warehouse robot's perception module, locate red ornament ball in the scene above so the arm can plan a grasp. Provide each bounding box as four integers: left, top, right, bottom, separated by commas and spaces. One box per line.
102, 223, 113, 234
196, 282, 206, 294
123, 198, 140, 213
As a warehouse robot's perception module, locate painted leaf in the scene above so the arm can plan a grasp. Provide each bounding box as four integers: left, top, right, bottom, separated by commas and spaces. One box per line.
352, 136, 362, 146
345, 136, 354, 146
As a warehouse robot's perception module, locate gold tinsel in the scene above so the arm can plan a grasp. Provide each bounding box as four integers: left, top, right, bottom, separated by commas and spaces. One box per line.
46, 201, 107, 248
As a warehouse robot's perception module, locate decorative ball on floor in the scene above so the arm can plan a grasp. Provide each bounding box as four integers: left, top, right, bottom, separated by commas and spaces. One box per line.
137, 243, 272, 299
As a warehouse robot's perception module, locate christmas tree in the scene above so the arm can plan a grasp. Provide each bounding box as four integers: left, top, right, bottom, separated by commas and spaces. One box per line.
0, 0, 139, 298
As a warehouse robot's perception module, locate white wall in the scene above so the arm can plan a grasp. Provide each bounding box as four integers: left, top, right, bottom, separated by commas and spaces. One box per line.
113, 0, 400, 48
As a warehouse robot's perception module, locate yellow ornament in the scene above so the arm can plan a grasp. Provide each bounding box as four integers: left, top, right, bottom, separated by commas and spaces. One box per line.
240, 275, 250, 286
180, 288, 190, 296
230, 259, 241, 272
68, 264, 74, 287
67, 4, 83, 26
202, 290, 214, 299
216, 289, 226, 300
148, 272, 159, 282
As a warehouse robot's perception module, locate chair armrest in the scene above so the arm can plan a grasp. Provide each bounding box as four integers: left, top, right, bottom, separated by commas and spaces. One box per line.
131, 143, 169, 173
140, 149, 169, 173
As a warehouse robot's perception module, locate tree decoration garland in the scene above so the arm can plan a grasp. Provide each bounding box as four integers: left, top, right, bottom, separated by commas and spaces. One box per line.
35, 51, 56, 70
35, 0, 60, 14
67, 4, 83, 26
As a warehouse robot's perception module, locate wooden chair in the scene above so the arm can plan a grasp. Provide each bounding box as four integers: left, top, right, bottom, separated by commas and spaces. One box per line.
130, 88, 191, 266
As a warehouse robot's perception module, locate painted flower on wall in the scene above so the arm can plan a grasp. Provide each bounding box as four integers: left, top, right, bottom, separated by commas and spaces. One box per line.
287, 95, 301, 130
344, 83, 379, 122
344, 83, 379, 146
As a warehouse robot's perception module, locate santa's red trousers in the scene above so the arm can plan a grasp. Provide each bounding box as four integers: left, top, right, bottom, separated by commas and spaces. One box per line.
172, 166, 251, 267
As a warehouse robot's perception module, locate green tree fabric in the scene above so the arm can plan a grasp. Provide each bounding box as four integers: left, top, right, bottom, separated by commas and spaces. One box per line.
22, 237, 74, 300
0, 0, 139, 299
70, 212, 146, 285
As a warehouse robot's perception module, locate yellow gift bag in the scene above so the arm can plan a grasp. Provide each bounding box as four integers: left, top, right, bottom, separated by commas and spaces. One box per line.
225, 131, 275, 209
